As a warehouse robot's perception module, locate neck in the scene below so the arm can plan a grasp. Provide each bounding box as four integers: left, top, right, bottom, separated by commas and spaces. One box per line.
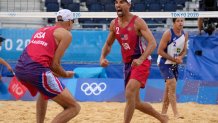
119, 13, 133, 22
173, 27, 182, 35
55, 22, 67, 30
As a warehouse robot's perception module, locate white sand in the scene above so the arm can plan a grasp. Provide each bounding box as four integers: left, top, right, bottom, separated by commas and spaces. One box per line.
0, 101, 217, 123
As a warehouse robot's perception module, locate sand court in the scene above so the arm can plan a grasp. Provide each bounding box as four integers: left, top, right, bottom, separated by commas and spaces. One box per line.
0, 101, 217, 123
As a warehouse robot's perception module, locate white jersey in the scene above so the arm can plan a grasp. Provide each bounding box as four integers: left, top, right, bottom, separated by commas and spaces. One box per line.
157, 28, 186, 65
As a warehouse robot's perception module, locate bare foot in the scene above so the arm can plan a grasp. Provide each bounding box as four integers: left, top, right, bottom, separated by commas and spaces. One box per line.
160, 114, 169, 123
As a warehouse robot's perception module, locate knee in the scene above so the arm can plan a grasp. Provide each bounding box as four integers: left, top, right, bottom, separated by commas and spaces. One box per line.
69, 102, 81, 115
135, 101, 141, 109
125, 87, 135, 100
74, 103, 81, 115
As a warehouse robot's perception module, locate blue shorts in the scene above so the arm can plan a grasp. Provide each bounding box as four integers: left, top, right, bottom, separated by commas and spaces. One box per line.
14, 51, 65, 99
15, 69, 65, 100
159, 63, 178, 80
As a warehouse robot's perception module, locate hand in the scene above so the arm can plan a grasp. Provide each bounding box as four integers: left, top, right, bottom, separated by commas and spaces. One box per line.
100, 58, 109, 67
65, 71, 74, 78
52, 72, 60, 77
131, 58, 144, 67
175, 56, 183, 64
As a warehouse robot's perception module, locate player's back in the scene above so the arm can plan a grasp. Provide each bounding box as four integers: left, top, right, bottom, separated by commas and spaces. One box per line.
15, 26, 60, 74
26, 26, 59, 67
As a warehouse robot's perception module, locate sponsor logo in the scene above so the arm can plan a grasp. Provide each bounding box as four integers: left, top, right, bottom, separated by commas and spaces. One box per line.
122, 43, 131, 50
11, 83, 24, 95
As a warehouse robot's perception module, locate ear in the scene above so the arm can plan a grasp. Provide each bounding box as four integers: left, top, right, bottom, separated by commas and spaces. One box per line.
69, 20, 71, 26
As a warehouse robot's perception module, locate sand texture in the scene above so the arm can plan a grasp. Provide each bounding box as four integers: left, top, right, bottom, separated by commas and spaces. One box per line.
0, 101, 217, 123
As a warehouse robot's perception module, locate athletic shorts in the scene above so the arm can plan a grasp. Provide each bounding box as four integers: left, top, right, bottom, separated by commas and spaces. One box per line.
159, 63, 178, 80
124, 59, 151, 88
15, 70, 65, 100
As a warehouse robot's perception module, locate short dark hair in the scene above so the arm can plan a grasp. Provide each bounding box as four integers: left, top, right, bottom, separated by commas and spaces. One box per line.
57, 15, 63, 22
173, 18, 177, 23
0, 35, 5, 42
115, 0, 130, 4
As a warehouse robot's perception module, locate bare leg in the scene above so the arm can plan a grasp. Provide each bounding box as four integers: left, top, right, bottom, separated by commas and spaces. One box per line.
161, 82, 170, 114
135, 87, 168, 123
124, 79, 139, 123
124, 79, 168, 123
166, 78, 183, 118
37, 93, 48, 123
51, 88, 81, 123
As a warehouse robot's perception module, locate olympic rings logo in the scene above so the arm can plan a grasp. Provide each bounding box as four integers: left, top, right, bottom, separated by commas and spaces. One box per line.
81, 82, 107, 96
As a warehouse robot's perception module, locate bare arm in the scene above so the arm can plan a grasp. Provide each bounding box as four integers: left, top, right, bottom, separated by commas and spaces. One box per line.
157, 30, 177, 62
138, 18, 157, 60
198, 18, 203, 34
132, 18, 157, 66
50, 28, 73, 78
0, 58, 13, 72
100, 20, 116, 67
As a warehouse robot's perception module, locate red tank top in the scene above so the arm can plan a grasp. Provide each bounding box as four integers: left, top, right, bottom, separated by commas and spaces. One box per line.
115, 15, 145, 63
26, 26, 60, 67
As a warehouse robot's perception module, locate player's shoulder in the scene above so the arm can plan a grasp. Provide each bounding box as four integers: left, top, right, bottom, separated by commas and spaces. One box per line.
164, 29, 171, 35
53, 28, 72, 42
54, 27, 66, 32
109, 18, 116, 30
133, 16, 147, 29
55, 28, 71, 36
134, 15, 144, 23
110, 18, 116, 25
183, 30, 189, 36
161, 29, 171, 41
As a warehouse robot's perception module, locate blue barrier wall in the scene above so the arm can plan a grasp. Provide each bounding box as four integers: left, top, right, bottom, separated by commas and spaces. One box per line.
0, 62, 185, 79
1, 77, 217, 104
182, 34, 218, 104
